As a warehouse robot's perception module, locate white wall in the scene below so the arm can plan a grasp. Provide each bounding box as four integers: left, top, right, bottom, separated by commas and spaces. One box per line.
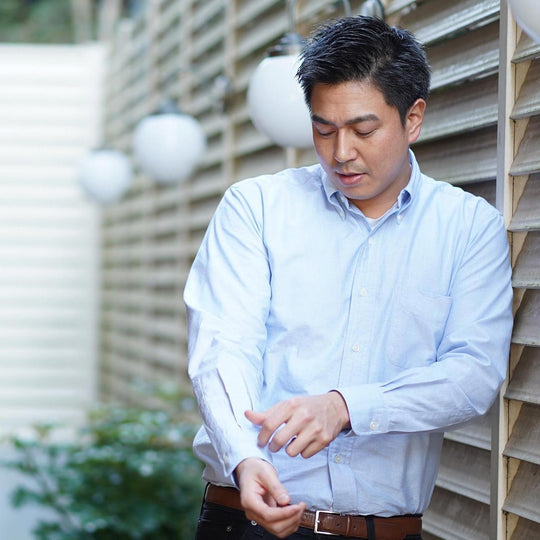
0, 43, 105, 539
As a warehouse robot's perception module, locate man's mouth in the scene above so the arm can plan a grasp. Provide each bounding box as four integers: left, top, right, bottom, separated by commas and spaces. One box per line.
336, 171, 366, 186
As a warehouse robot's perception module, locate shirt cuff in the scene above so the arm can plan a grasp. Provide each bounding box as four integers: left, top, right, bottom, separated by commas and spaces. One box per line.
333, 384, 389, 435
217, 434, 273, 480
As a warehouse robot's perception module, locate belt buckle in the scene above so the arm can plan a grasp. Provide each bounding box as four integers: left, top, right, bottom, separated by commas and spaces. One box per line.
314, 510, 340, 536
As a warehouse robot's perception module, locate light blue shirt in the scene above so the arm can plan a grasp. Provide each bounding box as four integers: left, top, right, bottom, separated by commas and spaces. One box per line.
184, 152, 513, 516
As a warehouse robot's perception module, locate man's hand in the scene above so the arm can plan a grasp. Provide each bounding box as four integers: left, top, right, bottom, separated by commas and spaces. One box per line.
245, 391, 350, 459
234, 457, 306, 538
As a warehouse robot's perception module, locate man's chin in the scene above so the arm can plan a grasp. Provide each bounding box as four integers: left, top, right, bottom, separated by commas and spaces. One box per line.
335, 185, 371, 201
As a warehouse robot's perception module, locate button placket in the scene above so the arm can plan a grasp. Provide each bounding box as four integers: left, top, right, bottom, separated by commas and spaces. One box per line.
337, 228, 372, 387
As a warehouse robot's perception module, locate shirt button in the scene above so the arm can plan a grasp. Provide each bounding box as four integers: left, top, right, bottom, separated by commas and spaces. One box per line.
368, 237, 376, 245
360, 288, 368, 297
334, 454, 342, 463
397, 214, 403, 222
369, 421, 378, 431
352, 344, 360, 352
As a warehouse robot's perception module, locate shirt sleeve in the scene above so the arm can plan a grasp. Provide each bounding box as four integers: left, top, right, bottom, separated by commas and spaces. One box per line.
184, 184, 272, 480
336, 203, 514, 435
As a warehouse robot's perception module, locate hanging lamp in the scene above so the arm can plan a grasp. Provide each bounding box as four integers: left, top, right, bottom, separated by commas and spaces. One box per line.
132, 100, 206, 184
78, 147, 133, 204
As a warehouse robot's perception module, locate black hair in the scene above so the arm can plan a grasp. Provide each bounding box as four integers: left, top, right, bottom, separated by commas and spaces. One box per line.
296, 16, 430, 125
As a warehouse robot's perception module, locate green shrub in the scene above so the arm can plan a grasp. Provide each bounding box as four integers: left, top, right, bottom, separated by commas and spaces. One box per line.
2, 395, 204, 539
0, 0, 75, 43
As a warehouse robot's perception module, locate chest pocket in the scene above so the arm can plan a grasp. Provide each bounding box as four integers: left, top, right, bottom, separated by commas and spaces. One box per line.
386, 285, 452, 368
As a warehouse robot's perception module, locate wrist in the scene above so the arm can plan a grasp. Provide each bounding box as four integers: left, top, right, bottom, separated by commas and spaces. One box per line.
234, 457, 268, 485
329, 390, 351, 430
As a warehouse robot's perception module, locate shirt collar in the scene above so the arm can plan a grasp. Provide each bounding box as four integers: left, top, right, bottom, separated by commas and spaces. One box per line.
321, 149, 421, 218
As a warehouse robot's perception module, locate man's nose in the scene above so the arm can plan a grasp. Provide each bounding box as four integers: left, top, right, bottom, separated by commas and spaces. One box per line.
334, 130, 357, 163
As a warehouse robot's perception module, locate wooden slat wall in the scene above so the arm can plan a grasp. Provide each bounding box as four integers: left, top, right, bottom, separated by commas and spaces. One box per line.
100, 0, 348, 401
502, 2, 540, 537
101, 1, 540, 537
390, 2, 501, 538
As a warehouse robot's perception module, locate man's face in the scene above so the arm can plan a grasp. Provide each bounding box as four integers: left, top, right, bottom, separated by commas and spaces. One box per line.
310, 80, 425, 218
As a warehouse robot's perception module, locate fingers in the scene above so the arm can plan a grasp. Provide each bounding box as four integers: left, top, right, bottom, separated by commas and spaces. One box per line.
244, 409, 265, 426
288, 438, 325, 459
245, 502, 306, 538
235, 457, 290, 508
245, 499, 301, 521
242, 471, 303, 537
246, 400, 308, 450
244, 408, 275, 447
245, 405, 289, 448
282, 432, 328, 458
259, 465, 290, 507
245, 395, 338, 456
235, 457, 306, 538
268, 408, 334, 456
268, 417, 303, 453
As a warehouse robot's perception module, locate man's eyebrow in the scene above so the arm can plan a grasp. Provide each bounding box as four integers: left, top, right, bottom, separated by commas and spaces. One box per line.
311, 113, 380, 126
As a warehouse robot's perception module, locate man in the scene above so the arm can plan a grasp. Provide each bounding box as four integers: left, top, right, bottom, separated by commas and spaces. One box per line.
184, 15, 513, 540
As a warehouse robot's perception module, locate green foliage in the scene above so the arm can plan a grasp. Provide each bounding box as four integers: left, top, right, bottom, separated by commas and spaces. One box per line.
1, 395, 205, 539
0, 0, 74, 43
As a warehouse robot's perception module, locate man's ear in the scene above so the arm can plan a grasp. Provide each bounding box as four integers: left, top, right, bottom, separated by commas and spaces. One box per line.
406, 98, 426, 144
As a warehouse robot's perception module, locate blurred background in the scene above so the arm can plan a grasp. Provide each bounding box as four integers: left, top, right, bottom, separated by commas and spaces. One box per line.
0, 0, 539, 539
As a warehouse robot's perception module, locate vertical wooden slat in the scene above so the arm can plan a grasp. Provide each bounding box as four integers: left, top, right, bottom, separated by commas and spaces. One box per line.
493, 2, 516, 538
502, 1, 540, 536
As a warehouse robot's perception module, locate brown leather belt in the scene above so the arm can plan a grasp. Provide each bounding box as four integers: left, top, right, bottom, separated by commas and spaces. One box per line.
205, 484, 422, 539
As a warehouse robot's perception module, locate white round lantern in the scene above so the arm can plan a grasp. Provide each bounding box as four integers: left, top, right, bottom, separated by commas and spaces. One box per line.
132, 106, 206, 184
78, 148, 133, 204
509, 0, 540, 42
248, 46, 312, 149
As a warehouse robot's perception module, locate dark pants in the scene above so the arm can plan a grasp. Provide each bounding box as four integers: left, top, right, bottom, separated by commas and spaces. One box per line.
195, 501, 423, 540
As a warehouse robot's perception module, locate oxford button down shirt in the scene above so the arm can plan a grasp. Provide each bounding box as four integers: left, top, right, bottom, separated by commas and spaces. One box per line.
184, 151, 513, 516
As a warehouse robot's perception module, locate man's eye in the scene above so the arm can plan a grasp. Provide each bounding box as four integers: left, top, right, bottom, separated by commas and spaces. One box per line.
355, 129, 375, 137
316, 130, 334, 137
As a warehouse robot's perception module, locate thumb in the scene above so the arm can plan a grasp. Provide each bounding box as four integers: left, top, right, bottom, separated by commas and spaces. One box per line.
261, 468, 291, 507
245, 409, 266, 425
